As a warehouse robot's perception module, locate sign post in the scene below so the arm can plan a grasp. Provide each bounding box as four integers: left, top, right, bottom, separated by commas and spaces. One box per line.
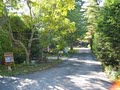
4, 52, 15, 71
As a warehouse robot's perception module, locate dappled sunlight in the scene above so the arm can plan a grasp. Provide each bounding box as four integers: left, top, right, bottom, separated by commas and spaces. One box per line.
0, 76, 19, 84
0, 76, 39, 90
74, 47, 91, 53
0, 48, 111, 90
48, 85, 65, 90
66, 75, 110, 90
74, 47, 91, 50
66, 75, 89, 85
67, 57, 101, 65
17, 78, 38, 89
79, 60, 101, 65
68, 58, 78, 61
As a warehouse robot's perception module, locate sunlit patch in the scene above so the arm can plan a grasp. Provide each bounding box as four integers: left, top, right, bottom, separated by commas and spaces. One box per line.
2, 81, 6, 84
48, 85, 64, 90
10, 77, 19, 80
17, 78, 38, 89
0, 76, 19, 79
66, 75, 88, 85
68, 58, 78, 61
68, 57, 101, 65
0, 75, 3, 78
66, 75, 110, 90
80, 60, 101, 65
0, 76, 19, 84
54, 85, 64, 90
74, 47, 91, 53
0, 76, 38, 89
48, 85, 54, 89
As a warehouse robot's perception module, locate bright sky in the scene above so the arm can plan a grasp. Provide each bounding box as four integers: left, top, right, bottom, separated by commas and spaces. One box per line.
82, 0, 104, 7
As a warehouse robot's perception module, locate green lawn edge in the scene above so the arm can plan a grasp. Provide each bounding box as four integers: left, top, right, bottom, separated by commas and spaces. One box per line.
0, 59, 62, 76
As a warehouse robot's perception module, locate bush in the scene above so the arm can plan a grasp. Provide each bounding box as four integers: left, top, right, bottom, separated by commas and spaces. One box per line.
0, 30, 13, 63
92, 2, 120, 79
13, 47, 25, 64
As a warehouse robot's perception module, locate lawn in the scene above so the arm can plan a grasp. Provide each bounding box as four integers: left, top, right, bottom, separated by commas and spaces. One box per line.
0, 60, 62, 76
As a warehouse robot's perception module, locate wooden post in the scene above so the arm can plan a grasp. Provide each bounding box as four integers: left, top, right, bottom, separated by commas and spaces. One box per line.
4, 52, 15, 71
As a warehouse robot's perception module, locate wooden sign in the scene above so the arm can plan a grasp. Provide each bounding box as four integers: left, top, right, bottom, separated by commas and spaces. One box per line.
4, 52, 15, 71
4, 52, 14, 63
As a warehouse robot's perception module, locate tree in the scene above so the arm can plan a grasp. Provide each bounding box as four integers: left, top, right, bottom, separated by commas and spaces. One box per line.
85, 0, 100, 50
37, 0, 76, 51
0, 1, 13, 62
67, 0, 87, 49
93, 0, 120, 69
1, 0, 76, 64
0, 0, 42, 64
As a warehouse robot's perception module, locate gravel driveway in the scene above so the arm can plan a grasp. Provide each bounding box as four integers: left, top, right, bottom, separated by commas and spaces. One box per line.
0, 48, 111, 90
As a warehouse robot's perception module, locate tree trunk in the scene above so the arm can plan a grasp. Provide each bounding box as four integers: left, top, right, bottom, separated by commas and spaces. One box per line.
41, 48, 44, 62
26, 52, 30, 64
47, 46, 50, 52
70, 44, 73, 51
8, 18, 31, 64
26, 40, 33, 64
57, 52, 60, 60
90, 35, 93, 52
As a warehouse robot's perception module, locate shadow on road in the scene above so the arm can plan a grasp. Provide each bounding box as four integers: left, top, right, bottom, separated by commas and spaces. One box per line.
0, 48, 112, 90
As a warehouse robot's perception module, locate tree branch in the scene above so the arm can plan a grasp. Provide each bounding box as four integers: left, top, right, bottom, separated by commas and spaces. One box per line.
32, 38, 39, 41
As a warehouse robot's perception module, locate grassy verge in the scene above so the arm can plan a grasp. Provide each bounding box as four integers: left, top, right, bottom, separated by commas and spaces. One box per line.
104, 66, 120, 81
0, 60, 62, 76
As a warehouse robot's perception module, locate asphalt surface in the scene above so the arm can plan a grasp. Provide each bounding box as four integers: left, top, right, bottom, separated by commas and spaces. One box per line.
0, 48, 111, 90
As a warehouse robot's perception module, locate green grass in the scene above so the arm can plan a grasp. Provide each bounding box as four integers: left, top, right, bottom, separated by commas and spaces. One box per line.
104, 65, 120, 81
0, 60, 62, 76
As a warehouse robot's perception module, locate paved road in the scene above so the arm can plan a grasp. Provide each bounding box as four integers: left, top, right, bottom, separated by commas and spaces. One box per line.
0, 48, 111, 90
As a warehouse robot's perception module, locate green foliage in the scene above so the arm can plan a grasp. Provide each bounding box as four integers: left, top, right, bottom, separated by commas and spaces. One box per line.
37, 0, 76, 50
13, 47, 25, 64
0, 59, 62, 76
0, 14, 29, 63
67, 1, 87, 45
84, 0, 100, 50
104, 65, 120, 80
104, 0, 120, 6
0, 0, 86, 64
10, 15, 28, 32
0, 1, 4, 16
0, 30, 12, 61
92, 1, 120, 76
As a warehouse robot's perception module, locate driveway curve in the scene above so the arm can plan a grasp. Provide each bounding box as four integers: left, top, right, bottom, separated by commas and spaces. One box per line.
0, 48, 111, 90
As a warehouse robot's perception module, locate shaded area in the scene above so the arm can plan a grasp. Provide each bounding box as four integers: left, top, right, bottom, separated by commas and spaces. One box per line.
0, 48, 111, 90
